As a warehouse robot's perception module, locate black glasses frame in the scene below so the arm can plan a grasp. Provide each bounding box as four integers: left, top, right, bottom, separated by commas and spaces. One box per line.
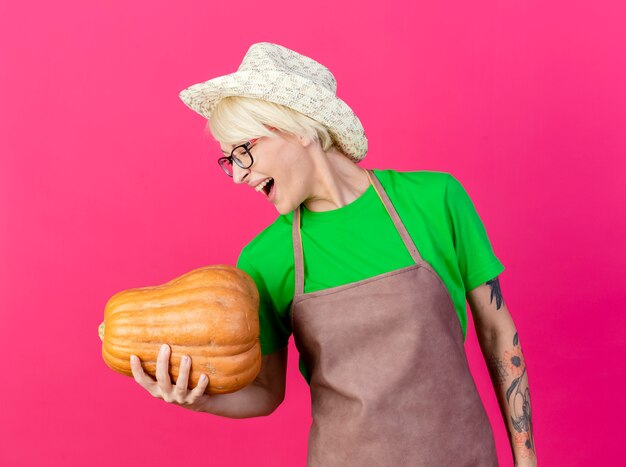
217, 138, 259, 177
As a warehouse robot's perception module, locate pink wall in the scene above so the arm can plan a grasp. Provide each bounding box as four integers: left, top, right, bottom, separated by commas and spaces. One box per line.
1, 1, 624, 465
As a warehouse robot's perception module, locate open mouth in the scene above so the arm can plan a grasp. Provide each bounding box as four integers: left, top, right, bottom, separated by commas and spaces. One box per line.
263, 178, 275, 197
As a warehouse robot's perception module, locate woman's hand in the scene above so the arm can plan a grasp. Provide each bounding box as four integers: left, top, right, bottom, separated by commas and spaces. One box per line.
130, 343, 210, 412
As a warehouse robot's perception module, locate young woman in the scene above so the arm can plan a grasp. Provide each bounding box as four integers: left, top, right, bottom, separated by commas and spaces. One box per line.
130, 42, 536, 467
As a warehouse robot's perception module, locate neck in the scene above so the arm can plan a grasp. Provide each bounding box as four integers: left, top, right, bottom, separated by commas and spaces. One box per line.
302, 148, 370, 212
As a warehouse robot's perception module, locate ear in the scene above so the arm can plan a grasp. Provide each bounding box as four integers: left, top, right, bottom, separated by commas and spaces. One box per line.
298, 133, 314, 147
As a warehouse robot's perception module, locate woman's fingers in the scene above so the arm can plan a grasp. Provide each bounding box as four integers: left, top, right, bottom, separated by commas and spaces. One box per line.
129, 344, 210, 407
156, 344, 173, 399
129, 354, 158, 397
176, 356, 210, 405
190, 373, 210, 399
175, 355, 191, 394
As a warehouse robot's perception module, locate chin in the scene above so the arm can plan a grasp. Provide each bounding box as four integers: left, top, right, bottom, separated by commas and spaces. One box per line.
274, 200, 295, 216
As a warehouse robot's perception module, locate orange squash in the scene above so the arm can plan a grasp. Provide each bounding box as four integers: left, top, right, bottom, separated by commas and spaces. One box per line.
99, 265, 261, 394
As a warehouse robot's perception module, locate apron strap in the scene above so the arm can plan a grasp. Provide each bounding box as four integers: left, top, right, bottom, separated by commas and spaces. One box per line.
292, 168, 424, 296
364, 169, 424, 265
293, 205, 305, 296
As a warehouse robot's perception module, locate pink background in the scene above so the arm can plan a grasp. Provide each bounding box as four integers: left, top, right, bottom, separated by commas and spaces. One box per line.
1, 1, 624, 465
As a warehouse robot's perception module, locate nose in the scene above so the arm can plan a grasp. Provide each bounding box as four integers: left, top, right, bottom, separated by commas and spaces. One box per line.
231, 163, 250, 184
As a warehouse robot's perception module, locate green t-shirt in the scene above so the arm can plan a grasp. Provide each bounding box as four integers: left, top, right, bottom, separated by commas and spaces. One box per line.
236, 168, 504, 385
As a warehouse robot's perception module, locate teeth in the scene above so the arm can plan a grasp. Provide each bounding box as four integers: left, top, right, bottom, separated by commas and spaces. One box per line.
255, 178, 273, 192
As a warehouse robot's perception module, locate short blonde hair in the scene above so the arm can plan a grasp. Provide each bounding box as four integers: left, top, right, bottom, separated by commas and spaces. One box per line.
206, 96, 337, 151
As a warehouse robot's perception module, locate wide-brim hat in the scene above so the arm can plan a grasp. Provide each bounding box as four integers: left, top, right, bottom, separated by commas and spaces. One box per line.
178, 42, 368, 162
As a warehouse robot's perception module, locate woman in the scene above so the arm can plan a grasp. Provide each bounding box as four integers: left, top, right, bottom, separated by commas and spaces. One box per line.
130, 42, 536, 466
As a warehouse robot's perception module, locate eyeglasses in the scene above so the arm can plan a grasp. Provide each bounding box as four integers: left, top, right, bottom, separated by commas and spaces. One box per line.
218, 138, 259, 177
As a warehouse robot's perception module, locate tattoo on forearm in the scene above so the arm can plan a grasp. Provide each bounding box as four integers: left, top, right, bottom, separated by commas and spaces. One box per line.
498, 332, 535, 461
486, 277, 504, 310
487, 353, 508, 387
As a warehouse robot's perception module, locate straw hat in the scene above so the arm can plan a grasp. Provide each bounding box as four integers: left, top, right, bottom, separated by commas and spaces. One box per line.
178, 42, 368, 162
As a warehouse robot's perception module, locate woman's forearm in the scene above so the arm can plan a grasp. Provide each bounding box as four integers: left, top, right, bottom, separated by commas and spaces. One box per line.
479, 328, 537, 466
197, 381, 280, 419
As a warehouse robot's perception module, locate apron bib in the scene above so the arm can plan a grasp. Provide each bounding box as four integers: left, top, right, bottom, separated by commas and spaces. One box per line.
289, 169, 499, 466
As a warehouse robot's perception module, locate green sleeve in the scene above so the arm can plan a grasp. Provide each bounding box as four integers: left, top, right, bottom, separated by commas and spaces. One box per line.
236, 249, 291, 355
444, 174, 505, 292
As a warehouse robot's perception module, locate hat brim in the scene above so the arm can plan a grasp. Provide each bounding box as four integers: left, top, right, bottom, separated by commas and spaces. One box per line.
179, 69, 367, 161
